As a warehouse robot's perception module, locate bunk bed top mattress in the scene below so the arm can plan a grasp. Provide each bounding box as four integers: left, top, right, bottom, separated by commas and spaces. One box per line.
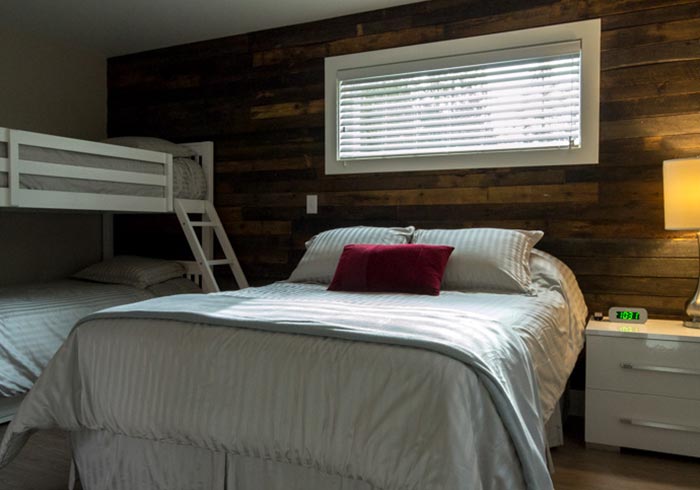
0, 277, 200, 397
0, 143, 206, 200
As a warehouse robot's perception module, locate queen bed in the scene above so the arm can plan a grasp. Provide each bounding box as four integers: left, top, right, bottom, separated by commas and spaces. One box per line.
0, 227, 587, 490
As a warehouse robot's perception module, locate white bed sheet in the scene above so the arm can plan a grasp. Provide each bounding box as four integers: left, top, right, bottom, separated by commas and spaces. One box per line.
0, 278, 200, 397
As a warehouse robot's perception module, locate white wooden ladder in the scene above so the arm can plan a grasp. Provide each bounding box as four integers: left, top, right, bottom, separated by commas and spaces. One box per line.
175, 200, 248, 292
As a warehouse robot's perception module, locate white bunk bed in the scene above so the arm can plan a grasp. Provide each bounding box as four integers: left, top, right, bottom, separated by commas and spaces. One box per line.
0, 128, 248, 424
0, 127, 248, 293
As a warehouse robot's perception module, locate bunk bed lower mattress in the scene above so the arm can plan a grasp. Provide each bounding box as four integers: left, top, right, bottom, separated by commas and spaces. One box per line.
0, 144, 206, 199
0, 277, 201, 397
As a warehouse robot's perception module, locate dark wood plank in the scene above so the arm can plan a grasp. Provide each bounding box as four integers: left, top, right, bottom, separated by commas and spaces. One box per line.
602, 39, 700, 71
602, 17, 700, 50
601, 1, 700, 30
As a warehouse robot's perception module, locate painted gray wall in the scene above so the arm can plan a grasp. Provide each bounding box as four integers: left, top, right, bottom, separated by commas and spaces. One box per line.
0, 29, 107, 287
0, 212, 103, 287
0, 28, 106, 139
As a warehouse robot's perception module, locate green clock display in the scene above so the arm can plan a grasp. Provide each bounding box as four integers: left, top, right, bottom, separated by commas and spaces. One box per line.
608, 307, 647, 324
616, 310, 640, 321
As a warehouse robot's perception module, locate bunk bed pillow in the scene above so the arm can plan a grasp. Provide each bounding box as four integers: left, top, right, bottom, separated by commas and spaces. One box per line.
173, 157, 207, 200
289, 226, 415, 284
104, 137, 196, 158
73, 256, 185, 289
412, 228, 543, 294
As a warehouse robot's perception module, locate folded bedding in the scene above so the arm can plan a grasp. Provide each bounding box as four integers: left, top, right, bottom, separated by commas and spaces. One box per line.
0, 276, 200, 397
0, 250, 586, 490
0, 143, 206, 199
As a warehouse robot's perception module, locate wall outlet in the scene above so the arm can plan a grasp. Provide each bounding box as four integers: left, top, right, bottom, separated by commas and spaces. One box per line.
306, 195, 318, 214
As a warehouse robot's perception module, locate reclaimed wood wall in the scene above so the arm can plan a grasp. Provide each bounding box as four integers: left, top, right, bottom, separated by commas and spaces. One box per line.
109, 0, 700, 318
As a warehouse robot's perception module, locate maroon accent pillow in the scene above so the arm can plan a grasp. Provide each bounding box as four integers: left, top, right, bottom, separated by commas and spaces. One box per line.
328, 244, 454, 296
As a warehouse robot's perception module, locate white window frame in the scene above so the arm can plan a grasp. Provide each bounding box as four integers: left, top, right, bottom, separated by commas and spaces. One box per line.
324, 19, 600, 175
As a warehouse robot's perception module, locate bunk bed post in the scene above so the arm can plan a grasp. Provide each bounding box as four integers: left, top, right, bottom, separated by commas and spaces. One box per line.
202, 142, 215, 262
0, 128, 8, 206
183, 141, 215, 261
7, 129, 20, 207
102, 213, 114, 260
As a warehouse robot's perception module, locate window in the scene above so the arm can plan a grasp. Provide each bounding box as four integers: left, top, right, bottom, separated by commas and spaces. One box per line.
324, 20, 600, 175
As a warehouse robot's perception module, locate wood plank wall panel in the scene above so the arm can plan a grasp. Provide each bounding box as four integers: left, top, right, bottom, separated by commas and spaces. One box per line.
109, 0, 700, 318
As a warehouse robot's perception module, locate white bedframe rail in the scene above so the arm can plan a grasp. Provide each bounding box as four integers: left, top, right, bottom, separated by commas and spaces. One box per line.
0, 127, 173, 212
179, 260, 205, 289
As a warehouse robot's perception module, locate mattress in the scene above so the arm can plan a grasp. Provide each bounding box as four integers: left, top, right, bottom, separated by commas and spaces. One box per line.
0, 251, 587, 490
0, 143, 206, 200
0, 277, 201, 397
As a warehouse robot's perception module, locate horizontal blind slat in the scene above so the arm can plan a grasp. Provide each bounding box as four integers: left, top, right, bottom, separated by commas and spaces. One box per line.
339, 74, 580, 107
342, 139, 574, 158
339, 94, 579, 120
341, 71, 580, 99
341, 111, 580, 129
341, 131, 577, 149
340, 124, 581, 144
340, 54, 579, 91
340, 70, 580, 101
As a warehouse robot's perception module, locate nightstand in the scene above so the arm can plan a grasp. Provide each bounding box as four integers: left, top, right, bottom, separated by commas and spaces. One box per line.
585, 318, 700, 457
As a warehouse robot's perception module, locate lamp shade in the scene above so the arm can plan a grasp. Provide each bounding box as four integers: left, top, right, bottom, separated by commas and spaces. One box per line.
663, 158, 700, 230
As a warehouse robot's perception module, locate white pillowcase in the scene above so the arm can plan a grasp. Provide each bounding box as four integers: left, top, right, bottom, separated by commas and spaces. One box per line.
104, 136, 195, 158
531, 248, 587, 326
412, 228, 543, 294
289, 226, 415, 284
74, 256, 185, 289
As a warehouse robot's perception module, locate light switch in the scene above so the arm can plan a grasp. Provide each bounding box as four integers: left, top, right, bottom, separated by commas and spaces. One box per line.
306, 195, 318, 214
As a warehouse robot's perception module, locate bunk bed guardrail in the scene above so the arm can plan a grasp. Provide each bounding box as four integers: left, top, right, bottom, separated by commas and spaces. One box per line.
0, 127, 174, 212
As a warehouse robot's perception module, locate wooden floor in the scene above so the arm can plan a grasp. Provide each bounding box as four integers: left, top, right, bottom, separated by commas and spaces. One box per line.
551, 421, 700, 490
0, 420, 698, 489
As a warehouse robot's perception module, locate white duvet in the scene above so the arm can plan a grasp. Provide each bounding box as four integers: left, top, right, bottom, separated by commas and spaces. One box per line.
0, 251, 586, 490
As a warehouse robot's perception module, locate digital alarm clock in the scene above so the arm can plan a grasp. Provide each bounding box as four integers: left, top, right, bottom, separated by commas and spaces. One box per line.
608, 307, 648, 324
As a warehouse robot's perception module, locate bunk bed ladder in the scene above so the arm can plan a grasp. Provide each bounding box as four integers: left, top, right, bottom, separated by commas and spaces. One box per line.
175, 200, 249, 293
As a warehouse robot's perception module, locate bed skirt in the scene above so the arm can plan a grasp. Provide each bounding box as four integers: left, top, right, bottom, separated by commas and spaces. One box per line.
72, 430, 378, 490
69, 405, 563, 490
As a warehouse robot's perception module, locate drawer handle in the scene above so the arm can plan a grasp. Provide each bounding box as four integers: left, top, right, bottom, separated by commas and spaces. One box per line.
619, 418, 700, 434
619, 363, 700, 376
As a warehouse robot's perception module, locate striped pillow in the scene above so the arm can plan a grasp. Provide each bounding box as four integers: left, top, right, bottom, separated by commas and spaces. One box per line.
74, 256, 185, 289
289, 226, 415, 284
412, 228, 543, 294
531, 249, 588, 326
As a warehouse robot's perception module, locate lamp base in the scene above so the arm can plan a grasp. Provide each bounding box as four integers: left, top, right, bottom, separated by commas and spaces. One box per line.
684, 319, 700, 329
684, 232, 700, 330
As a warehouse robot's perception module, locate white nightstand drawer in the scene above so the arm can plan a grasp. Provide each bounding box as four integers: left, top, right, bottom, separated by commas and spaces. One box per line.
587, 335, 700, 400
586, 389, 700, 458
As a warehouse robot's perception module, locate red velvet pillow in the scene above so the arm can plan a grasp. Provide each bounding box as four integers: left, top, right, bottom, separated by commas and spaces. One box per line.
328, 244, 454, 296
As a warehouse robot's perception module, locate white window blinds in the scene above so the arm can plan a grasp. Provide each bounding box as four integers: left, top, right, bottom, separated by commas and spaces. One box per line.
337, 42, 582, 161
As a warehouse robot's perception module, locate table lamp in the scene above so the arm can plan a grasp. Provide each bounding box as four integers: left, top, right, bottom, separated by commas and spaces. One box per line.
663, 157, 700, 328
